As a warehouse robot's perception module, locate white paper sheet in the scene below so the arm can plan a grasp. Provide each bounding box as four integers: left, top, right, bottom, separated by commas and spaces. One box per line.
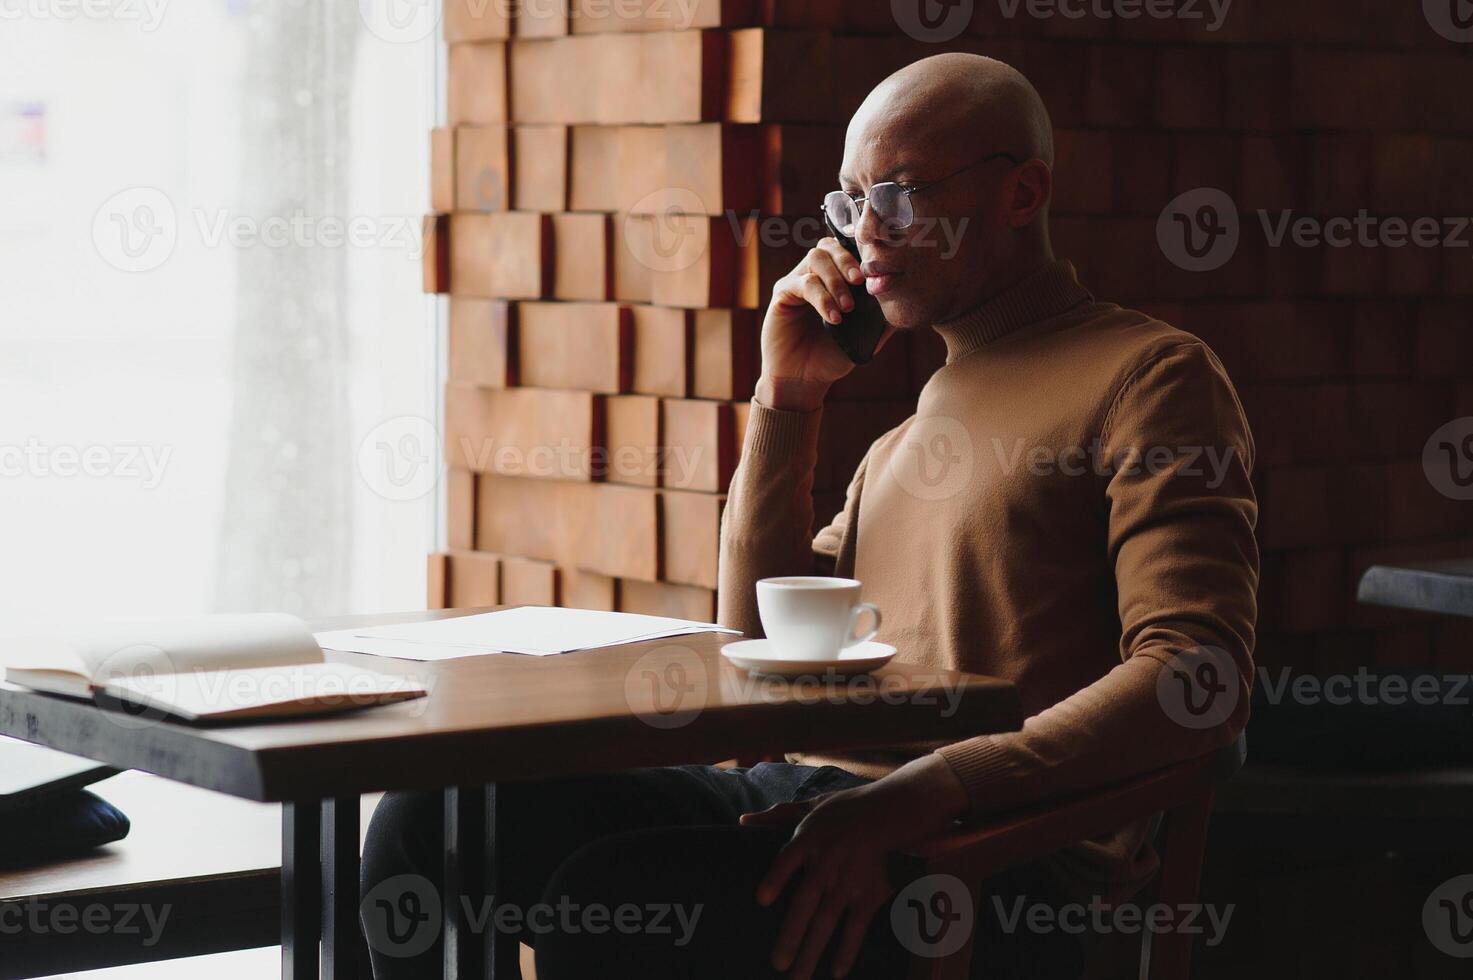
314, 607, 740, 661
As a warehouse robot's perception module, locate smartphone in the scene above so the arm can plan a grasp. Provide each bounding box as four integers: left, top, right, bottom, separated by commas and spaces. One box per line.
821, 213, 889, 366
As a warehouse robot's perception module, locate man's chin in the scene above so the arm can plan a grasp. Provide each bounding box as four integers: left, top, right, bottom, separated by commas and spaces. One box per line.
875, 295, 932, 331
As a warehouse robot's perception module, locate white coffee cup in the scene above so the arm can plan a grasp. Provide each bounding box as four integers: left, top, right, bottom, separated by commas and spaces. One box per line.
755, 577, 882, 660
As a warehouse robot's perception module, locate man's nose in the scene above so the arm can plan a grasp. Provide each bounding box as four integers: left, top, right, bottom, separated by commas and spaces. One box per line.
853, 198, 902, 249
853, 197, 889, 247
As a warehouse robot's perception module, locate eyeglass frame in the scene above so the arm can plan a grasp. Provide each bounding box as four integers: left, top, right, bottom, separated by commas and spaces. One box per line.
823, 150, 1025, 235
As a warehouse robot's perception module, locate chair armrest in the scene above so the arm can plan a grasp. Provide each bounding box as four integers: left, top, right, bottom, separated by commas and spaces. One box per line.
897, 741, 1240, 882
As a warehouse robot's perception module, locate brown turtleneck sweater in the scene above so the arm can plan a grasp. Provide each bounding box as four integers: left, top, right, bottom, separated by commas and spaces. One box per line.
717, 261, 1258, 896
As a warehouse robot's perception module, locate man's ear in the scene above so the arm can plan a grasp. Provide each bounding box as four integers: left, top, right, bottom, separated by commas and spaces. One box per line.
1007, 160, 1052, 228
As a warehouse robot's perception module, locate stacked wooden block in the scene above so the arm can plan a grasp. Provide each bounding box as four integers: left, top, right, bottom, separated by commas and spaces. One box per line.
424, 1, 945, 620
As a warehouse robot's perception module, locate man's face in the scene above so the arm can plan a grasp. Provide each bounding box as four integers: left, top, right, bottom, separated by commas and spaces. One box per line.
838, 114, 1017, 330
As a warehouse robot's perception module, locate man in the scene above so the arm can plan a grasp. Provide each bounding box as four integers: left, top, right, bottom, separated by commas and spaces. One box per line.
361, 53, 1256, 979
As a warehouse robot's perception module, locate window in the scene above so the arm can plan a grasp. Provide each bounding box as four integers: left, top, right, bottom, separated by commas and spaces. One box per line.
0, 4, 440, 630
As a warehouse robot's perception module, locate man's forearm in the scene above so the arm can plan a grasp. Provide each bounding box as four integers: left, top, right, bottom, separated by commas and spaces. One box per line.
715, 379, 829, 635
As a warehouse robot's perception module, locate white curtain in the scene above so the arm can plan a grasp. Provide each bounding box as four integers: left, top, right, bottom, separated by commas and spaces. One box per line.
214, 3, 362, 616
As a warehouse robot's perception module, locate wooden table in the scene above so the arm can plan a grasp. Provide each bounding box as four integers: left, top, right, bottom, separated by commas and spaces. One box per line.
1356, 561, 1473, 618
0, 609, 1022, 979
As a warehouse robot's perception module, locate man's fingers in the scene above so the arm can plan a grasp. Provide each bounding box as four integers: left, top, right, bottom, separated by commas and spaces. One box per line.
831, 895, 886, 978
756, 839, 808, 906
808, 246, 858, 305
773, 873, 828, 972
789, 896, 846, 980
818, 237, 865, 284
798, 272, 846, 325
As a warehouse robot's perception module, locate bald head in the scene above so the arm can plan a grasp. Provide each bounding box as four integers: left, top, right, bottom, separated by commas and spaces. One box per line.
835, 53, 1057, 330
848, 53, 1054, 174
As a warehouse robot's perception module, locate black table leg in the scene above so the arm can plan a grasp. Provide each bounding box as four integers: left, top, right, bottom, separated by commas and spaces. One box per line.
283, 800, 323, 980
322, 796, 366, 978
444, 784, 521, 980
445, 784, 489, 980
487, 784, 520, 979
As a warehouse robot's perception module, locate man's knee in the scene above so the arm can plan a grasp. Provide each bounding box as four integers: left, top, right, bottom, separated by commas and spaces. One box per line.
534, 825, 790, 979
362, 789, 446, 891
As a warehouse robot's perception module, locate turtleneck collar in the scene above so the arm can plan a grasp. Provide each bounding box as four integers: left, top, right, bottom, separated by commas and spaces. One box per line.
931, 260, 1094, 364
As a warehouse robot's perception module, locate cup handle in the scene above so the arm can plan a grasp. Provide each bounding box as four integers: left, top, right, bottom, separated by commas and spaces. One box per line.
843, 603, 882, 648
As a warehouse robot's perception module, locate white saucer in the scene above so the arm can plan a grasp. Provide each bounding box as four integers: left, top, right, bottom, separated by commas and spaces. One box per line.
720, 639, 897, 678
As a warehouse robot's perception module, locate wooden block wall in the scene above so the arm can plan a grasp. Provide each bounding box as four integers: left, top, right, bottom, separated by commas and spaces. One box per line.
426, 0, 1473, 676
426, 0, 943, 621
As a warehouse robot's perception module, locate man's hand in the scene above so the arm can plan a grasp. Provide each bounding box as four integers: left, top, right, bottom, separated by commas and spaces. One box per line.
739, 755, 970, 979
757, 239, 896, 413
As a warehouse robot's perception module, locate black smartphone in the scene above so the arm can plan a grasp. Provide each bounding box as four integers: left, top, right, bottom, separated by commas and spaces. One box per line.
821, 212, 889, 365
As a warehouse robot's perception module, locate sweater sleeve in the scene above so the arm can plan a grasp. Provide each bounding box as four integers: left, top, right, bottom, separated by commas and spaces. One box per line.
936, 342, 1259, 814
716, 399, 825, 637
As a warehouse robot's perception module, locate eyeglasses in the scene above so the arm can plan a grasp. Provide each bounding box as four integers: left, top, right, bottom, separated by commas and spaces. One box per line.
823, 151, 1023, 238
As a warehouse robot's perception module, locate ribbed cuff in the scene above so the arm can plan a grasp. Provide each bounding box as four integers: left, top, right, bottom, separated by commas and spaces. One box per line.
935, 738, 1025, 814
744, 398, 822, 460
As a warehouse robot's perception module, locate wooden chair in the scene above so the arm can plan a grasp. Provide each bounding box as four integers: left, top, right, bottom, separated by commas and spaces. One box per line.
897, 735, 1247, 980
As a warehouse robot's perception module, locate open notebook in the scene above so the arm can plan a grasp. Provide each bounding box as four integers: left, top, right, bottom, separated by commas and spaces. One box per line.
1, 614, 426, 723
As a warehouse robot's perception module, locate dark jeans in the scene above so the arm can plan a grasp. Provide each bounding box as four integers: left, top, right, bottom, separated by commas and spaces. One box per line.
359, 763, 1084, 979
